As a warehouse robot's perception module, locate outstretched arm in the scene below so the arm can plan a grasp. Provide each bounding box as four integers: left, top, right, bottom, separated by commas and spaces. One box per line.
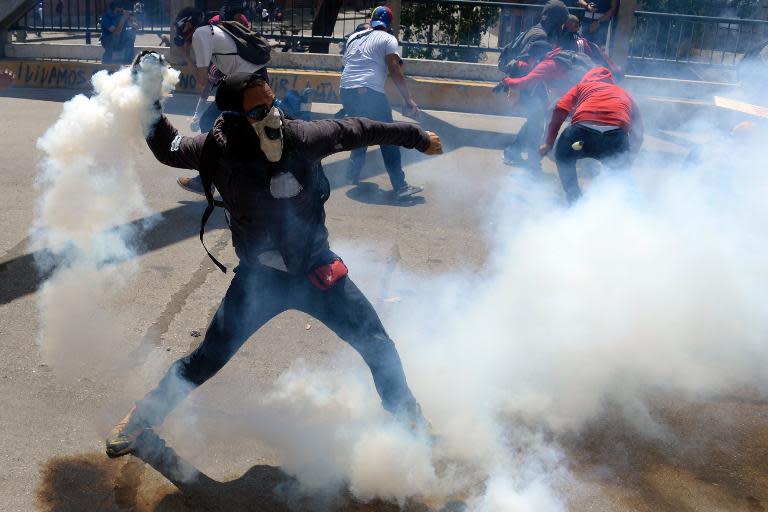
130, 51, 206, 169
501, 58, 563, 91
386, 54, 418, 115
293, 117, 442, 161
628, 99, 644, 154
146, 115, 207, 170
539, 107, 570, 156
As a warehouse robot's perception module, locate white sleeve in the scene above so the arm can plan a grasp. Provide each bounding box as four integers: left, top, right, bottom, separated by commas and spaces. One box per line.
384, 34, 400, 58
191, 27, 213, 68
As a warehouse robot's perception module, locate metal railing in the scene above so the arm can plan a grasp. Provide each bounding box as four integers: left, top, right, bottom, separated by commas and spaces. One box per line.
628, 10, 768, 70
9, 0, 584, 62
10, 0, 170, 44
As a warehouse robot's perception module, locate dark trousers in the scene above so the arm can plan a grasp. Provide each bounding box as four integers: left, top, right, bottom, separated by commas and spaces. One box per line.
134, 264, 421, 425
340, 87, 407, 190
554, 123, 630, 203
506, 89, 548, 168
101, 29, 136, 64
583, 19, 611, 48
199, 99, 221, 133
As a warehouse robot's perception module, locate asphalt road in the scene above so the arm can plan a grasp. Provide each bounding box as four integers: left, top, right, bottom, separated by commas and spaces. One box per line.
1, 87, 765, 512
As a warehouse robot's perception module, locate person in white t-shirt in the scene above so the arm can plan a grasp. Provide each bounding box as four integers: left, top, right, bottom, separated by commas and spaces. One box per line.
339, 6, 422, 200
174, 7, 266, 132
172, 7, 268, 193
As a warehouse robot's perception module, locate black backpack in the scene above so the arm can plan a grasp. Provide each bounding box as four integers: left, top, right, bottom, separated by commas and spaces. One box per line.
213, 20, 272, 66
498, 30, 527, 75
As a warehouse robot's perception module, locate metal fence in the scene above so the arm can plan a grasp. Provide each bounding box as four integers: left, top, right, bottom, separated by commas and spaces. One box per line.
628, 10, 768, 71
9, 0, 584, 62
11, 0, 170, 43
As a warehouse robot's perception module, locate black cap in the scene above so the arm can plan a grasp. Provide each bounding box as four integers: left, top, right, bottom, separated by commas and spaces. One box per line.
541, 0, 569, 33
214, 70, 269, 112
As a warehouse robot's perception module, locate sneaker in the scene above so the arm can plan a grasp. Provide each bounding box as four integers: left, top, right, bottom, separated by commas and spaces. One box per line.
105, 406, 148, 458
394, 184, 423, 200
176, 175, 208, 196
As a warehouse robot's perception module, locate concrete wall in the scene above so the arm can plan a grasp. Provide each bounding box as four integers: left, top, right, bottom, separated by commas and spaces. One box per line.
0, 57, 520, 114
2, 41, 516, 82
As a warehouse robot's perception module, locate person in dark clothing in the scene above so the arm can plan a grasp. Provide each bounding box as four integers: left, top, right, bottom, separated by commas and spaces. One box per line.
499, 0, 569, 169
539, 67, 643, 203
577, 0, 618, 48
105, 58, 443, 458
100, 1, 138, 64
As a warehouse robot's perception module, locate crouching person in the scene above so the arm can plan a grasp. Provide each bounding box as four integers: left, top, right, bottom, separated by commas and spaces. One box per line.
105, 56, 443, 457
539, 67, 643, 203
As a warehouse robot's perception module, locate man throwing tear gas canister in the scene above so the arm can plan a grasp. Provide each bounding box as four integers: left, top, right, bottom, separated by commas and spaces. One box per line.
105, 52, 443, 457
539, 67, 643, 204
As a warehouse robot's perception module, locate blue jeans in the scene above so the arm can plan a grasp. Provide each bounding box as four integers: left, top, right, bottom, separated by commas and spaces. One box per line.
583, 19, 611, 48
101, 29, 136, 64
199, 99, 221, 133
133, 264, 422, 425
340, 87, 407, 190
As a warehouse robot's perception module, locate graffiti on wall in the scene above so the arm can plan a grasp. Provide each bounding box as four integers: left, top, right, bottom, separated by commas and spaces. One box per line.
8, 61, 204, 92
271, 73, 340, 103
12, 61, 91, 88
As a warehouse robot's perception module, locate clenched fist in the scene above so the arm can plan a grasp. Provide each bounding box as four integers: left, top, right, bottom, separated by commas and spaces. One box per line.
424, 131, 443, 155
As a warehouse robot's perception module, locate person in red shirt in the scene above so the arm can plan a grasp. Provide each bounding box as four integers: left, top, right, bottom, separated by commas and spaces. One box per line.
496, 48, 596, 101
539, 67, 643, 203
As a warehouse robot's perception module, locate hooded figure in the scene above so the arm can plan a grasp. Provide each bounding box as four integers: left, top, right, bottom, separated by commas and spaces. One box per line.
105, 59, 444, 458
540, 67, 644, 203
498, 1, 570, 169
516, 0, 569, 59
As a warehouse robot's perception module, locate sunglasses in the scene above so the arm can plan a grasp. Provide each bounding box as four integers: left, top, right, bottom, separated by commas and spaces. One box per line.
244, 100, 274, 121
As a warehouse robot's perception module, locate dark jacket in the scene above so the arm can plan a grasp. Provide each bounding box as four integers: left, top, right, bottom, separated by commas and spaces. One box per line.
146, 114, 431, 274
498, 1, 568, 77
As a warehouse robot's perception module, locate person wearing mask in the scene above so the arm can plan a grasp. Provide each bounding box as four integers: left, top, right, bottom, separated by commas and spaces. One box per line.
539, 67, 643, 203
172, 6, 269, 194
100, 1, 138, 64
339, 6, 423, 200
105, 56, 443, 458
498, 0, 569, 169
577, 0, 618, 48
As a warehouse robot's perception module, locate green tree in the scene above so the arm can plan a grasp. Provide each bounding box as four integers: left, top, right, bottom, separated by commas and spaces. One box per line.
400, 2, 500, 61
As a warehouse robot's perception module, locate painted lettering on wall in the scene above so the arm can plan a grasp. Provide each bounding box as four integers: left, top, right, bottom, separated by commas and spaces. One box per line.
8, 61, 204, 92
271, 73, 340, 103
14, 61, 90, 88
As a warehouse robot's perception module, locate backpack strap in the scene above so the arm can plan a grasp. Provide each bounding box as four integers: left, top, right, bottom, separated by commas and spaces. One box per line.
345, 28, 376, 51
199, 131, 227, 273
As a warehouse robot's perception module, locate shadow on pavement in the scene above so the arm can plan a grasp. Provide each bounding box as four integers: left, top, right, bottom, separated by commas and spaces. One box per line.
0, 200, 227, 306
346, 182, 425, 207
35, 429, 466, 512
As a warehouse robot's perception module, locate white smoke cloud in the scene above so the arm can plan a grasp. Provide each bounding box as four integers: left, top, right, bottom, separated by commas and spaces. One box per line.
33, 58, 179, 378
235, 111, 768, 509
29, 52, 768, 511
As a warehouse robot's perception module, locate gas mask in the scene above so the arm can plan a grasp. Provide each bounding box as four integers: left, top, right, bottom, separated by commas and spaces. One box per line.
250, 106, 283, 162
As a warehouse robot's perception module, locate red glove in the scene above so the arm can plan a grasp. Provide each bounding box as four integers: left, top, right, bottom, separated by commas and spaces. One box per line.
308, 259, 348, 290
